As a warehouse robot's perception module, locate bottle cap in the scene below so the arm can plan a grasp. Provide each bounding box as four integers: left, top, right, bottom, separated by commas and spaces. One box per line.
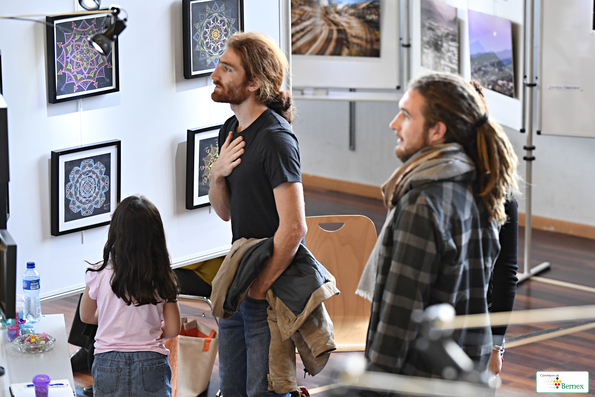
27, 262, 35, 269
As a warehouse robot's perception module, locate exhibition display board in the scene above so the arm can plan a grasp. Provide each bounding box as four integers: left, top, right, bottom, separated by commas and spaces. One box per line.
291, 0, 400, 91
539, 0, 595, 138
411, 0, 524, 130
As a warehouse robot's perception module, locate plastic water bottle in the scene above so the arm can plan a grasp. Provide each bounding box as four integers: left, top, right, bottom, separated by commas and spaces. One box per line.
23, 262, 42, 323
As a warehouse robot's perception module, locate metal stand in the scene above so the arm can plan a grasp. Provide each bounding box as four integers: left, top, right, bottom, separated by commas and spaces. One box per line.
349, 89, 356, 151
518, 0, 550, 283
401, 0, 411, 86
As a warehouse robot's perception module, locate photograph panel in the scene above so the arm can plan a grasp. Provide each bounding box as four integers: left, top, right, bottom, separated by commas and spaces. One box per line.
420, 0, 458, 73
468, 9, 514, 98
292, 0, 380, 57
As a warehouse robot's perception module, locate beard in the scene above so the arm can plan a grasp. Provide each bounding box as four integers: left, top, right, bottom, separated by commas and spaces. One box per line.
395, 128, 432, 163
211, 79, 251, 105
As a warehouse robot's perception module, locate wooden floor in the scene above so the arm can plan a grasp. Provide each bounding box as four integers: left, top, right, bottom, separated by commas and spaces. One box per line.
41, 186, 595, 396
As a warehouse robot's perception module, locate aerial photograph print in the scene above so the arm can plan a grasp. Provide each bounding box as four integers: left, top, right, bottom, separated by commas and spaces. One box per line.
291, 0, 380, 57
468, 9, 515, 97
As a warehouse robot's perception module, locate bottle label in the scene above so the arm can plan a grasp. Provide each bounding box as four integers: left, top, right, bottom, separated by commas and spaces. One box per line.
23, 279, 40, 290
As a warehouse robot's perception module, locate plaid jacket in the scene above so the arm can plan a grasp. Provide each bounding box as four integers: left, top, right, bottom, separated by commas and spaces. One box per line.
365, 147, 500, 378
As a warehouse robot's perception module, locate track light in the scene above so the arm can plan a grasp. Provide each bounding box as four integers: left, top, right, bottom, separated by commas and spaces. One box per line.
79, 0, 101, 11
88, 7, 127, 56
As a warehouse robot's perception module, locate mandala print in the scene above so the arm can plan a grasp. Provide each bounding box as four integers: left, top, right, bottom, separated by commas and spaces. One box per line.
56, 18, 112, 93
193, 1, 238, 68
65, 159, 109, 217
200, 143, 219, 185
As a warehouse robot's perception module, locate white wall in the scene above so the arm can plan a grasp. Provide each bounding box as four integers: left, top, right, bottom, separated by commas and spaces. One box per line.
1, 0, 286, 297
294, 97, 595, 228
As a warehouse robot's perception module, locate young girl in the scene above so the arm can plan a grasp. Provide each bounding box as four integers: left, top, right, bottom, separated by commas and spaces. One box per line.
80, 195, 181, 397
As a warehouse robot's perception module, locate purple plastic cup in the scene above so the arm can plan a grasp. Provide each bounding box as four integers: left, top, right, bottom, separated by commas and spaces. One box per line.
32, 374, 51, 397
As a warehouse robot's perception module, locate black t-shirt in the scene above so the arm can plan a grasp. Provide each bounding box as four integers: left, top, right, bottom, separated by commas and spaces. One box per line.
218, 109, 301, 242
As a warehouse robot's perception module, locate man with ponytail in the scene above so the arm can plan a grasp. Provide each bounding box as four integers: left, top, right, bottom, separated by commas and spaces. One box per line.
209, 32, 306, 397
360, 71, 518, 385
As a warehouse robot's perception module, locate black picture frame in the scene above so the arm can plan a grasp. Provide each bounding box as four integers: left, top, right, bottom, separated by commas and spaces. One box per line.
46, 11, 120, 103
186, 125, 221, 209
51, 140, 121, 236
0, 95, 8, 229
182, 0, 244, 79
0, 95, 8, 185
0, 50, 4, 95
0, 229, 17, 320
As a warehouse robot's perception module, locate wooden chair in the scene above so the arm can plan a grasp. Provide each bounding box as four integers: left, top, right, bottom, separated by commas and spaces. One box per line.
305, 215, 377, 352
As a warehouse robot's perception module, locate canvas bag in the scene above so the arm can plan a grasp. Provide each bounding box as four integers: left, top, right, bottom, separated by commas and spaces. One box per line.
166, 318, 218, 397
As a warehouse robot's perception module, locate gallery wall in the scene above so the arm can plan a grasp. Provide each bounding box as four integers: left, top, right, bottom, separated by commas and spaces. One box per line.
0, 0, 288, 297
293, 0, 595, 228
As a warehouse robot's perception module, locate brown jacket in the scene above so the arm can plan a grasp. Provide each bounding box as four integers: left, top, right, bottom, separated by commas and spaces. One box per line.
211, 237, 339, 394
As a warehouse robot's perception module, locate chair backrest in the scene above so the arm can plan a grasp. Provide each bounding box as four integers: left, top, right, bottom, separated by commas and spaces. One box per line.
305, 215, 377, 351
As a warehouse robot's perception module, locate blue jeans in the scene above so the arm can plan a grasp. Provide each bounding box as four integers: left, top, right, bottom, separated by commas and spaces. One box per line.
219, 296, 290, 397
92, 351, 172, 397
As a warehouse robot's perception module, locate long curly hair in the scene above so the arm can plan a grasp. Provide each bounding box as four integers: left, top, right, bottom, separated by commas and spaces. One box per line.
87, 195, 179, 306
409, 72, 518, 225
226, 32, 295, 123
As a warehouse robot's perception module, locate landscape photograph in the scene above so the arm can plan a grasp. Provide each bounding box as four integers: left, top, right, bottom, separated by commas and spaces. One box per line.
291, 0, 380, 57
420, 0, 458, 73
468, 9, 515, 97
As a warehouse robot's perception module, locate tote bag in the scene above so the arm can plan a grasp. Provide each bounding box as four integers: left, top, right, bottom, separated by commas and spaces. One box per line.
166, 318, 218, 397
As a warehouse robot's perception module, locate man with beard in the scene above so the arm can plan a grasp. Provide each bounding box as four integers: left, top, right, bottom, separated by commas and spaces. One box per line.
208, 32, 307, 397
359, 72, 518, 393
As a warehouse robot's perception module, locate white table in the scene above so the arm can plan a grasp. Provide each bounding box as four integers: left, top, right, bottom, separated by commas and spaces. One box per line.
1, 314, 75, 395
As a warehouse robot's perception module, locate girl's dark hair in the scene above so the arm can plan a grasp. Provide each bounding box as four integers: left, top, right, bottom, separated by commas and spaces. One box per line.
87, 195, 179, 306
226, 32, 295, 123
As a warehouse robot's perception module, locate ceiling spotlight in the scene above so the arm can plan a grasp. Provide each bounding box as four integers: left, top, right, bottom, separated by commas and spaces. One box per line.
88, 7, 127, 56
78, 0, 101, 11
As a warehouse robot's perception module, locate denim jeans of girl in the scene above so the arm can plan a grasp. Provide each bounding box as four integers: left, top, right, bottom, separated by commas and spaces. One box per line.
219, 296, 290, 397
92, 351, 172, 397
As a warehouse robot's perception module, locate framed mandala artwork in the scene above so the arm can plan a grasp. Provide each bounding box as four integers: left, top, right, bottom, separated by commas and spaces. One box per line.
51, 140, 121, 236
46, 11, 120, 103
186, 125, 221, 209
182, 0, 244, 79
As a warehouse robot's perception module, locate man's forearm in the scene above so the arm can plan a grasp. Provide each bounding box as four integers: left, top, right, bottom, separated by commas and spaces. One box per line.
249, 222, 306, 298
208, 176, 232, 221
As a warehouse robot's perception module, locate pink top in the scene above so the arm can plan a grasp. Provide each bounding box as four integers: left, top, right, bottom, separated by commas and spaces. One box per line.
86, 263, 169, 355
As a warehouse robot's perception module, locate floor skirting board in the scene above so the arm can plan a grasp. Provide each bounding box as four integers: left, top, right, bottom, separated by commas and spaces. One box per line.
302, 174, 383, 200
518, 213, 595, 241
302, 174, 595, 241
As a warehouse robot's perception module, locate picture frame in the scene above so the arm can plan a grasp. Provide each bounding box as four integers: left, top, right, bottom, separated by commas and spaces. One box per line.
183, 0, 244, 79
0, 50, 3, 95
420, 0, 459, 73
186, 125, 221, 209
51, 140, 121, 236
0, 94, 7, 185
291, 0, 380, 58
46, 11, 120, 103
468, 9, 515, 98
0, 94, 8, 229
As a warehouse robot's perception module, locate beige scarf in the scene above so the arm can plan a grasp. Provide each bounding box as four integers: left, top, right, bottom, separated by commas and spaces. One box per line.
357, 144, 468, 301
381, 147, 444, 209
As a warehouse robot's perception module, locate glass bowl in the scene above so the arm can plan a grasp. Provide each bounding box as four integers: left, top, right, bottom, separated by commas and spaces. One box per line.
11, 333, 56, 354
